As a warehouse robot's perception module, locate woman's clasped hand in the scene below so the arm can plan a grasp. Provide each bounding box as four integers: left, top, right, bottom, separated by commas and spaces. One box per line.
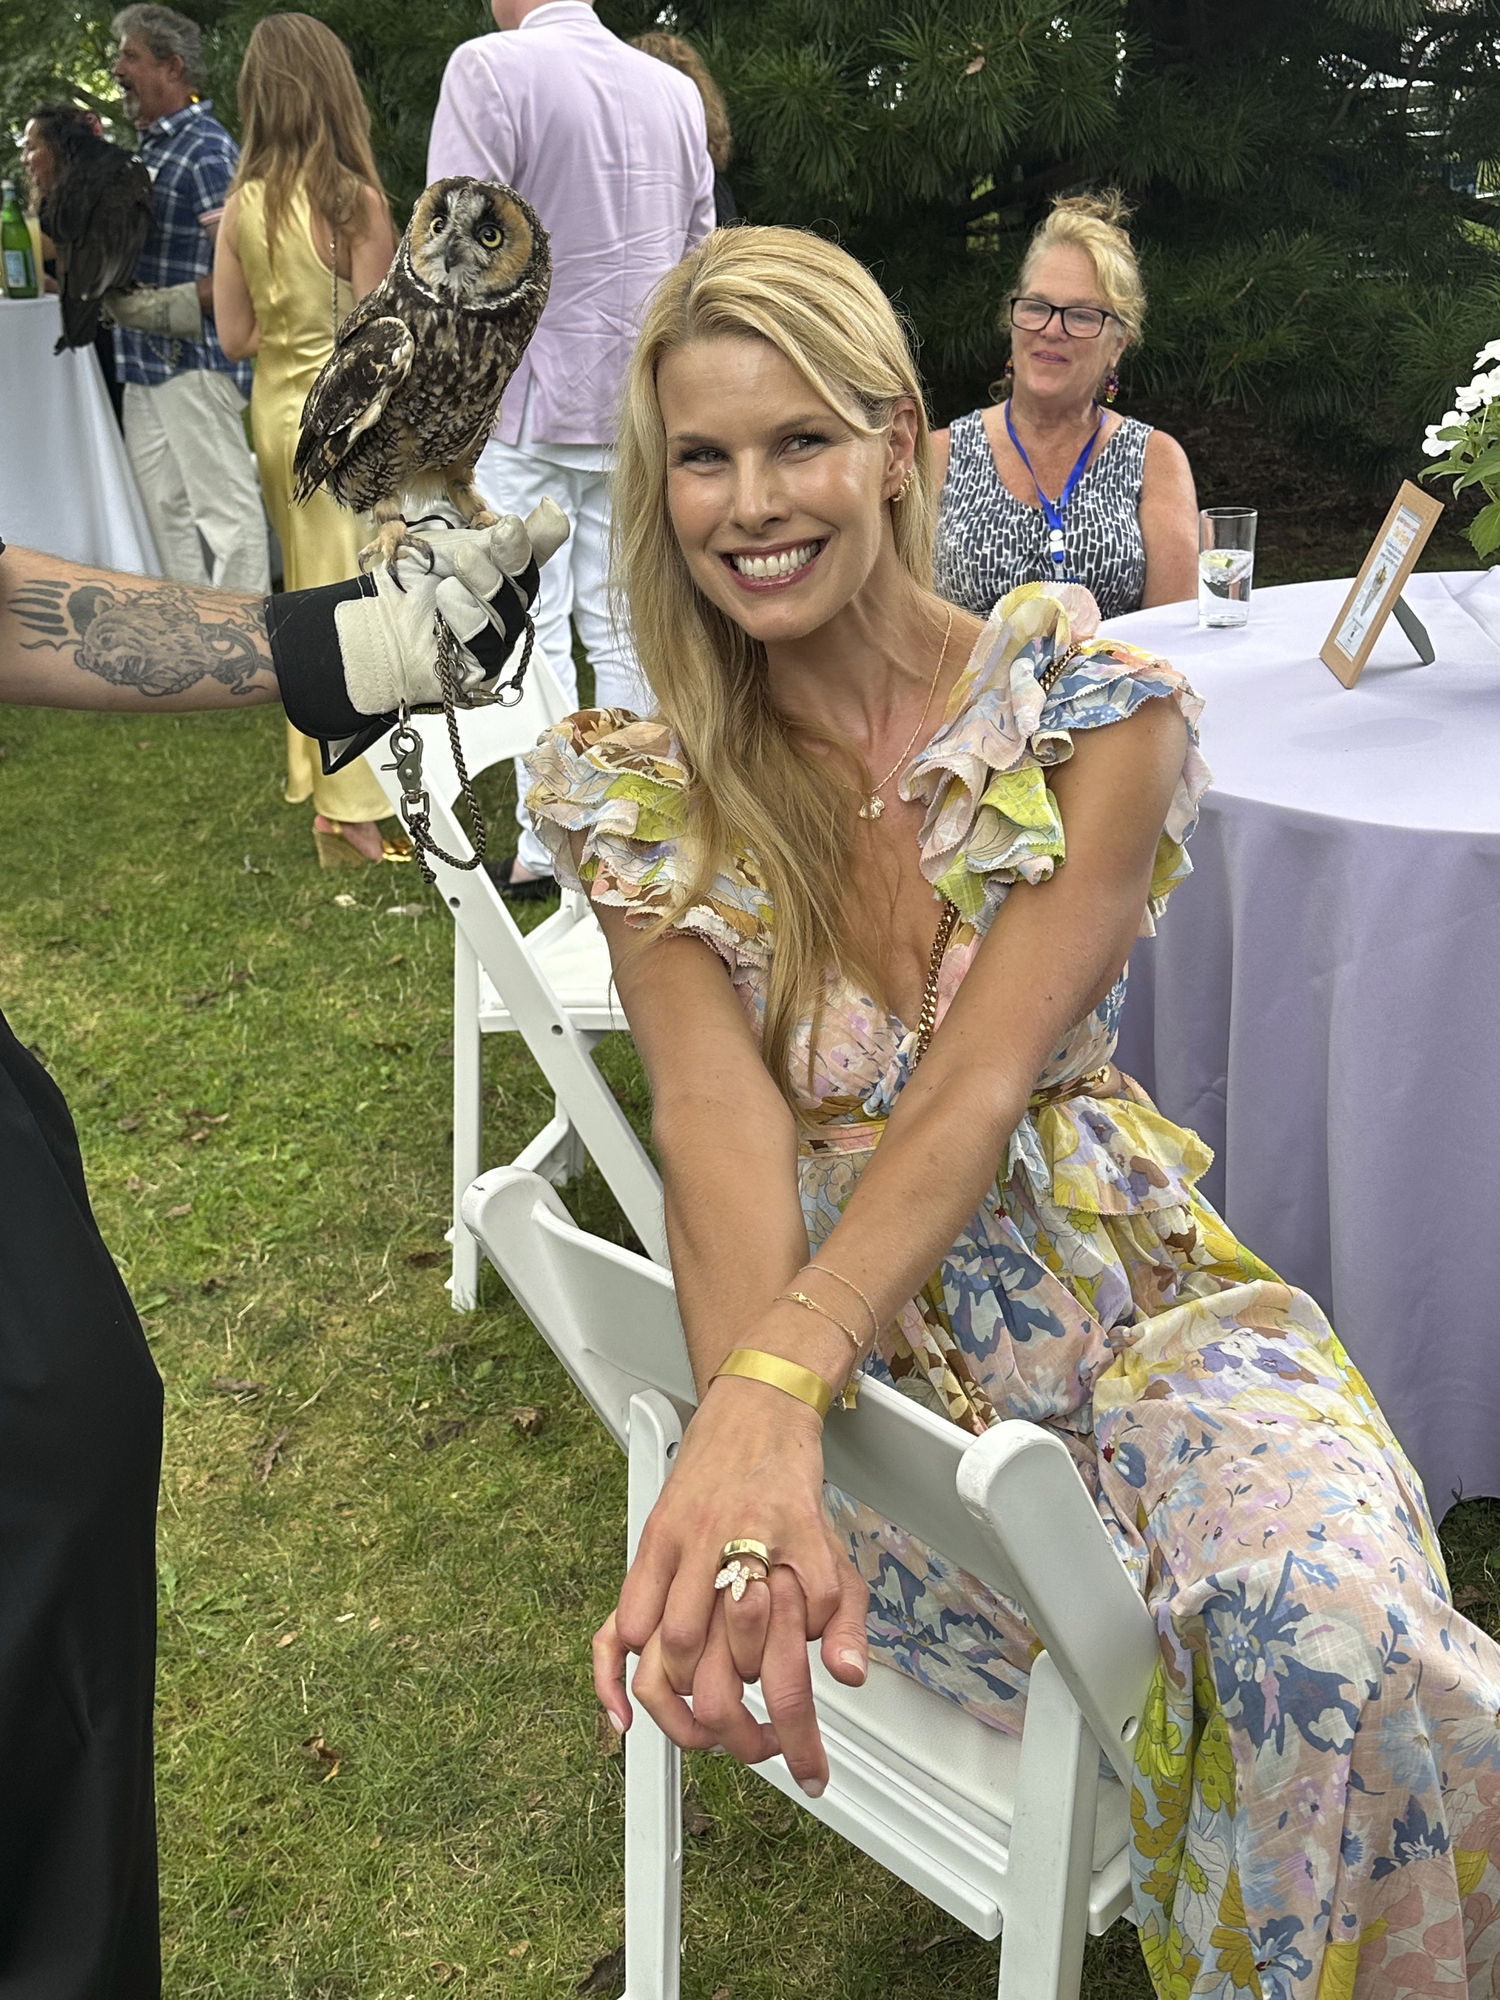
594, 1353, 868, 1799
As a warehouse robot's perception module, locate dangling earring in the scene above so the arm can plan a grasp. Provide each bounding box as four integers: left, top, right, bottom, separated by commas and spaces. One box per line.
1003, 358, 1014, 389
1103, 369, 1120, 406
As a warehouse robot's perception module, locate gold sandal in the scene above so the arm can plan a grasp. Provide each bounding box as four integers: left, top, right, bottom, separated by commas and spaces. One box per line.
313, 819, 413, 869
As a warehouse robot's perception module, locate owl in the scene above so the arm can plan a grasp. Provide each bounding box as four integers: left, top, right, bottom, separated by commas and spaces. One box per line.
293, 177, 551, 568
38, 126, 153, 353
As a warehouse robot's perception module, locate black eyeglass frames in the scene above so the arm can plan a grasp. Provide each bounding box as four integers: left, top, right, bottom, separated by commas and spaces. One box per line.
1009, 296, 1120, 340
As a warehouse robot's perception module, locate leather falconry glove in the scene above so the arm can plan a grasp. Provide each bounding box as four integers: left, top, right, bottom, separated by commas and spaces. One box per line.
104, 281, 204, 342
265, 500, 570, 775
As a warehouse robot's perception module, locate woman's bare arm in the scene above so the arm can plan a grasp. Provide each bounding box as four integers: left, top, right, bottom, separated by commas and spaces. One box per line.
598, 915, 810, 1387
211, 190, 259, 361
350, 183, 397, 301
1138, 429, 1199, 608
0, 545, 278, 710
587, 893, 869, 1784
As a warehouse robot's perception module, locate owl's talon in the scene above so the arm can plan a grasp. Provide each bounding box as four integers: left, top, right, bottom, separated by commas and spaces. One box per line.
358, 522, 433, 574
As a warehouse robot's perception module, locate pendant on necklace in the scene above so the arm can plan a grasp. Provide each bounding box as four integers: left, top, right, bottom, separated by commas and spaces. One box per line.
860, 794, 884, 820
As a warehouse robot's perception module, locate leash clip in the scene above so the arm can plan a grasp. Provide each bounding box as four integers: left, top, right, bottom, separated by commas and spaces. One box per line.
383, 718, 428, 813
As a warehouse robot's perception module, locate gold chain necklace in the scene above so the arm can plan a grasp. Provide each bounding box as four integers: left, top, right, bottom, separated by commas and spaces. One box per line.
857, 605, 955, 820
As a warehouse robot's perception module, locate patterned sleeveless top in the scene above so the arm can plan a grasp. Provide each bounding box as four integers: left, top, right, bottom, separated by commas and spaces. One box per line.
934, 409, 1153, 623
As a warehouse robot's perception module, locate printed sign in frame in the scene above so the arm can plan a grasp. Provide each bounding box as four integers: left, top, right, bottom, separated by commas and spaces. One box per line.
1319, 480, 1445, 688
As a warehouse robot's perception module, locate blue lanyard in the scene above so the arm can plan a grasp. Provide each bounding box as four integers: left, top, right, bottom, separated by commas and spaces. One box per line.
1004, 401, 1103, 577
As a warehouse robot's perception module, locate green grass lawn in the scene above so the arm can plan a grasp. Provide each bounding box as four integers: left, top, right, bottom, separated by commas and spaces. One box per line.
1, 682, 1496, 1999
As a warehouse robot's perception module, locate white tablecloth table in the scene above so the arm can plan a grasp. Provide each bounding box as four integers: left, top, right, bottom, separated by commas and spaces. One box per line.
0, 296, 159, 575
1106, 570, 1500, 1519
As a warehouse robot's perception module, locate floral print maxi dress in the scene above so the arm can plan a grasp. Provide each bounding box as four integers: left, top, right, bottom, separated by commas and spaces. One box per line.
525, 583, 1500, 1999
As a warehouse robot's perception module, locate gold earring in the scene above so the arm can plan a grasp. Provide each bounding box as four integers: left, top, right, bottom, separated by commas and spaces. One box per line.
894, 469, 914, 503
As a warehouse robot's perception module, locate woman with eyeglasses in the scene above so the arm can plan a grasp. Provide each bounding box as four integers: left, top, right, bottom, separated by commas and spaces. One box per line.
932, 191, 1198, 620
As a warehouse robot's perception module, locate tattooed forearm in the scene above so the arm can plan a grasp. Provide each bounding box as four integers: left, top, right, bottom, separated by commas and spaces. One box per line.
11, 575, 271, 698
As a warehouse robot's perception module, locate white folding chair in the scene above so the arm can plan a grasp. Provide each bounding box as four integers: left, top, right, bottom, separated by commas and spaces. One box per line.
372, 659, 666, 1308
463, 1166, 1159, 2000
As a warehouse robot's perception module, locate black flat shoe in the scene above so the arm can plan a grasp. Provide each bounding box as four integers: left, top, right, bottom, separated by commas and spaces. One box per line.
484, 855, 556, 903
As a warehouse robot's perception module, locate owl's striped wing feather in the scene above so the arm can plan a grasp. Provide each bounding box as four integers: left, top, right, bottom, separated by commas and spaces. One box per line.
292, 315, 415, 506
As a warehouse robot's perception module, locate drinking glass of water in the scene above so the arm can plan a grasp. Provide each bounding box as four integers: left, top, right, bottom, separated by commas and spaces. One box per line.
1198, 509, 1257, 629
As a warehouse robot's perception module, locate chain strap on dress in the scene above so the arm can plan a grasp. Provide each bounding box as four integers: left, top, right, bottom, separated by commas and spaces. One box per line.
1037, 639, 1082, 696
912, 898, 960, 1067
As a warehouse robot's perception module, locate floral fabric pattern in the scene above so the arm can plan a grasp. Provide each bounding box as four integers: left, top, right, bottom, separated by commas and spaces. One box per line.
524, 584, 1500, 1998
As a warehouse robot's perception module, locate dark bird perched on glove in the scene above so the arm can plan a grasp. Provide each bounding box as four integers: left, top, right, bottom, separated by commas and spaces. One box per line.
33, 113, 153, 355
293, 177, 551, 572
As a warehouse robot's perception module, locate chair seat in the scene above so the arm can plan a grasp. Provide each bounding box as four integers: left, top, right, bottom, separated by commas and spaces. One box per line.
477, 910, 626, 1035
742, 1651, 1132, 1938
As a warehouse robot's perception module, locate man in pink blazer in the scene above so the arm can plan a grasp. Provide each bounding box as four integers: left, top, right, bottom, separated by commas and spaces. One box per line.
429, 0, 716, 894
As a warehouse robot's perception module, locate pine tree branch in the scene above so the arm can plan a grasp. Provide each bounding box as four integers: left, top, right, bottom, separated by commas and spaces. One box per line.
963, 158, 1087, 224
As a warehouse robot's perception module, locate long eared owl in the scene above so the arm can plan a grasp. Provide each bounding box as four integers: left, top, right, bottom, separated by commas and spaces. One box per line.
293, 177, 551, 566
37, 120, 153, 353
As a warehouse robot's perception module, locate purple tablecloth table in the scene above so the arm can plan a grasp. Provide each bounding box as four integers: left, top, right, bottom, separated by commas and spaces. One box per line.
1105, 570, 1500, 1520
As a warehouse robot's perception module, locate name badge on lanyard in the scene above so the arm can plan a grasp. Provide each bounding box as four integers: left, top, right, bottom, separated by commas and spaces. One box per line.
1005, 401, 1102, 583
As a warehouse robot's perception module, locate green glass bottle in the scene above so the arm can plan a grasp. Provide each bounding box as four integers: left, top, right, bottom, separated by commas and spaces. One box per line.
1, 180, 39, 298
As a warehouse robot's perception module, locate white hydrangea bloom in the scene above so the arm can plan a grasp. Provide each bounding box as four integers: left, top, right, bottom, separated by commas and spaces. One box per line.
1455, 382, 1484, 413
1475, 339, 1500, 367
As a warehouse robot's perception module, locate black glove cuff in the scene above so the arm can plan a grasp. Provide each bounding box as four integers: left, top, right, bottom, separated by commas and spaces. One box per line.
264, 572, 383, 771
264, 557, 542, 778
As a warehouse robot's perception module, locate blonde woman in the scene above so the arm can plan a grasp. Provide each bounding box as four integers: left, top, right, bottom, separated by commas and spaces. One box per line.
213, 12, 407, 867
933, 192, 1198, 619
523, 225, 1500, 1995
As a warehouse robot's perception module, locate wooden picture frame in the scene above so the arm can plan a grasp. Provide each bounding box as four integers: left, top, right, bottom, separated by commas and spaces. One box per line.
1319, 480, 1444, 687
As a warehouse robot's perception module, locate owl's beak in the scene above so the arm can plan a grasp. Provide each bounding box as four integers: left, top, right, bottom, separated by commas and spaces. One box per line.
443, 236, 465, 272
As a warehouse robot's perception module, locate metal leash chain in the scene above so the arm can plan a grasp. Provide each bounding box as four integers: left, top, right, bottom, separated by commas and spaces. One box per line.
383, 608, 537, 886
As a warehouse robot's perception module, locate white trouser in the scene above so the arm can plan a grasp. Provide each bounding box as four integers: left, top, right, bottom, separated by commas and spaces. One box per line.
474, 436, 648, 875
123, 372, 271, 595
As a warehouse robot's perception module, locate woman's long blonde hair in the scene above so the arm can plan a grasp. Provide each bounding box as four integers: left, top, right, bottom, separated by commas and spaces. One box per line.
231, 13, 388, 266
614, 226, 937, 1106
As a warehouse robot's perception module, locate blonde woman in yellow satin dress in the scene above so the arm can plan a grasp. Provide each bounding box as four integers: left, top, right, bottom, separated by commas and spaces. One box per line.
212, 11, 408, 867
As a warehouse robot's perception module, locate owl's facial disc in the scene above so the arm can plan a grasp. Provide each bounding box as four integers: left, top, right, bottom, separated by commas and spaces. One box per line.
410, 182, 535, 306
659, 336, 917, 651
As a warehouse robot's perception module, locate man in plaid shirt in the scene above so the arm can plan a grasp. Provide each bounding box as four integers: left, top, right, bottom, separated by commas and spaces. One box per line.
107, 5, 269, 593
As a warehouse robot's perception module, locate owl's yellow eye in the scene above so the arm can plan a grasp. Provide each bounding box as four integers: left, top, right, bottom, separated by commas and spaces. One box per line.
478, 224, 503, 248
429, 213, 445, 235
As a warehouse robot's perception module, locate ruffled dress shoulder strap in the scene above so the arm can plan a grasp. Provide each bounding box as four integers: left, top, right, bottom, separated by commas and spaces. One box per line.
902, 581, 1210, 937
522, 707, 773, 969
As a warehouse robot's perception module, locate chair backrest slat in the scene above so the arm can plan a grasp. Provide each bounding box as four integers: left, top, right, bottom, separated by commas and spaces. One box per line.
389, 646, 668, 1265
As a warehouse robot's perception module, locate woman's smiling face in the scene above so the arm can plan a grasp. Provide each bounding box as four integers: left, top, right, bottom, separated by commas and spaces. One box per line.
1010, 242, 1126, 406
657, 335, 915, 644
